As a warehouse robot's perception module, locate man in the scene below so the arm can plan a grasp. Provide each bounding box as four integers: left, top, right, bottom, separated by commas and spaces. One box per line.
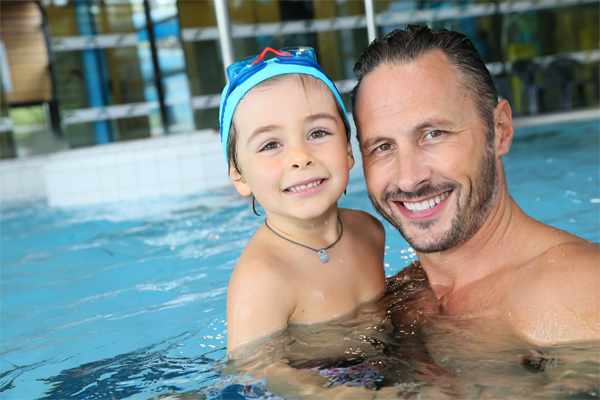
351, 24, 599, 346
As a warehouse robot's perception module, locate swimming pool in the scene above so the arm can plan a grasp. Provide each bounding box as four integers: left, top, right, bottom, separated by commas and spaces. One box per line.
1, 119, 598, 399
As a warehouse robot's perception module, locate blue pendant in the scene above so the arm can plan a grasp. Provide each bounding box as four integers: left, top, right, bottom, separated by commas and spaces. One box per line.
318, 249, 329, 263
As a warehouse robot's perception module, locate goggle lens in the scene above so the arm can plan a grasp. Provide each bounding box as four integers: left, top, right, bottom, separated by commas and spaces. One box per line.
225, 47, 317, 82
226, 54, 259, 82
279, 46, 316, 60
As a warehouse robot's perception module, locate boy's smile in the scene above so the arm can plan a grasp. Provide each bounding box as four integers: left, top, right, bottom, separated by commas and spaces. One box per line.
231, 75, 353, 222
283, 178, 327, 196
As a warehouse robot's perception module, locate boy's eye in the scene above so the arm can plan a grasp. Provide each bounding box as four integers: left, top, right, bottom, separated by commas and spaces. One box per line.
261, 141, 280, 151
424, 130, 444, 140
309, 130, 329, 139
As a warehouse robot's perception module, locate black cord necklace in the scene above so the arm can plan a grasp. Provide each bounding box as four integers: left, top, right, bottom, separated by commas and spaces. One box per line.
264, 216, 343, 263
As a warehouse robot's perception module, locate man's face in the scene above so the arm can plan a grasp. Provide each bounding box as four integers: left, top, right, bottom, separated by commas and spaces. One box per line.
355, 51, 498, 253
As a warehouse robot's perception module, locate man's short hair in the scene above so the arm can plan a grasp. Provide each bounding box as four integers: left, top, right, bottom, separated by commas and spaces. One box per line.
351, 24, 498, 143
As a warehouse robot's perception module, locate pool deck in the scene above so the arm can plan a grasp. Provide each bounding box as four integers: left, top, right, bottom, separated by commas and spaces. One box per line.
513, 108, 599, 129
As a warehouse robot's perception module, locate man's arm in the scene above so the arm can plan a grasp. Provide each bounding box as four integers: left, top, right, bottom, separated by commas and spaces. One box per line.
509, 242, 600, 344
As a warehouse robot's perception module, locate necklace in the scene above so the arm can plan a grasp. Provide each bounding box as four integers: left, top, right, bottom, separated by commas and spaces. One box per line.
264, 216, 343, 263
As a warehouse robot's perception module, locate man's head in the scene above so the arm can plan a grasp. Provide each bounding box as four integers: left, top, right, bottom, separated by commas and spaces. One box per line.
351, 24, 513, 253
352, 24, 498, 145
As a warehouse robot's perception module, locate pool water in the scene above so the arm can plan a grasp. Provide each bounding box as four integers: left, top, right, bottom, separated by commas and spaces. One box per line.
1, 119, 598, 399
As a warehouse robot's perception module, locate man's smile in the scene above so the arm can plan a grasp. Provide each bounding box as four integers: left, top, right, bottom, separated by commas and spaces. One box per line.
402, 190, 451, 212
391, 189, 453, 220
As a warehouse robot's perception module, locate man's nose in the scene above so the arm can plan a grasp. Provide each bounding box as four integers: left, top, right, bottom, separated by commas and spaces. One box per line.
394, 149, 432, 192
290, 143, 314, 169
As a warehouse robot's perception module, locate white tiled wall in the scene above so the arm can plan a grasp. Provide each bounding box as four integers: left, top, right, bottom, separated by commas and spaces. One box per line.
0, 129, 232, 207
0, 121, 364, 207
0, 155, 49, 202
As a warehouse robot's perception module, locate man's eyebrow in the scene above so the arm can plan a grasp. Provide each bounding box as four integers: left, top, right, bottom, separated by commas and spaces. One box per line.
412, 118, 453, 133
246, 125, 280, 145
305, 113, 338, 123
360, 119, 454, 149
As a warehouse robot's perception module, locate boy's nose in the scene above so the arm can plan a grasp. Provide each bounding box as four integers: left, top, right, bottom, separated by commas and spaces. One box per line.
290, 143, 314, 169
292, 158, 313, 169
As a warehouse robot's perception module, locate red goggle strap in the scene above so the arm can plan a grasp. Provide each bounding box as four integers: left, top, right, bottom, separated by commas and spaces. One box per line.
251, 47, 291, 65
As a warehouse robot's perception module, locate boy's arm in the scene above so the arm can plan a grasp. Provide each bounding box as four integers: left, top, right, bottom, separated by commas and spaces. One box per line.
226, 258, 296, 353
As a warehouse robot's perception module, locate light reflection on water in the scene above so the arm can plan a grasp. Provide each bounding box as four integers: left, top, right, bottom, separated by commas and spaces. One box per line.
201, 263, 599, 400
1, 120, 598, 399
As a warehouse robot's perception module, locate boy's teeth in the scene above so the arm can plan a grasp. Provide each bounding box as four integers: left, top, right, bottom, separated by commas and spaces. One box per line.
288, 179, 323, 193
403, 191, 449, 212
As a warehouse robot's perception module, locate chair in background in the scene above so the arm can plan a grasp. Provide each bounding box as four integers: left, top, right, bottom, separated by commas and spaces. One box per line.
510, 60, 554, 115
547, 58, 599, 111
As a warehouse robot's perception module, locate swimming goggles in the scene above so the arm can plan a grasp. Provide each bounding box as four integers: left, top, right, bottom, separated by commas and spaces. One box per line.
219, 46, 350, 161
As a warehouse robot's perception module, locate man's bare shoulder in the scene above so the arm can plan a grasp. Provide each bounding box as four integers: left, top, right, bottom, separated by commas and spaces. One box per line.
509, 237, 600, 344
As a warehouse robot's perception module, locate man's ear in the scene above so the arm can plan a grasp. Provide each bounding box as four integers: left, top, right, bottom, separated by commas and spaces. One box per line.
231, 167, 252, 197
494, 99, 514, 157
347, 141, 355, 170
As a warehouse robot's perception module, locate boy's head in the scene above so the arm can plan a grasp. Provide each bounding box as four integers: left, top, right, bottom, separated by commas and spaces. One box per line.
224, 73, 354, 220
219, 47, 351, 177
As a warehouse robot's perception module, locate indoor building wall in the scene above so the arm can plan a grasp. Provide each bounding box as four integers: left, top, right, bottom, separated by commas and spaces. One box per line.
0, 0, 597, 205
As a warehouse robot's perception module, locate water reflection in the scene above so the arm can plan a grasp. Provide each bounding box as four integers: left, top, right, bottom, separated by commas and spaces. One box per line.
10, 258, 599, 399
203, 263, 599, 399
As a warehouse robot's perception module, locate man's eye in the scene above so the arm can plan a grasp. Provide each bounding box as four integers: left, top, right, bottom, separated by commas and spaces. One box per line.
309, 130, 329, 139
261, 141, 280, 151
375, 143, 394, 152
424, 130, 443, 140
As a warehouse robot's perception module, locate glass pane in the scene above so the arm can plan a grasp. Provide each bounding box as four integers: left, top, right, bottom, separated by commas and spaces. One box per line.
177, 0, 223, 131
0, 84, 16, 159
10, 105, 65, 157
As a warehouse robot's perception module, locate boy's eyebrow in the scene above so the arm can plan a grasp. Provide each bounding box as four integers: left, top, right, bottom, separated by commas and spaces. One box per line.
247, 125, 280, 144
246, 113, 338, 144
306, 113, 338, 123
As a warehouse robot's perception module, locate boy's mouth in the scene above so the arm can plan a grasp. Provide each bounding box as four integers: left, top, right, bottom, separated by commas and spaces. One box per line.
285, 179, 324, 193
402, 191, 450, 212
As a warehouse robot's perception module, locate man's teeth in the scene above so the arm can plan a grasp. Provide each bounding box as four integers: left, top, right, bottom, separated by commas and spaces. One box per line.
403, 191, 449, 212
287, 179, 323, 193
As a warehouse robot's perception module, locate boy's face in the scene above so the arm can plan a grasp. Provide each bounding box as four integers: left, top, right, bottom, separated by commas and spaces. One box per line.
231, 76, 354, 221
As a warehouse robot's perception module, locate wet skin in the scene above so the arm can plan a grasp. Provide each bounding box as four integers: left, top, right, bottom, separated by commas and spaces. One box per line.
227, 76, 386, 352
355, 50, 600, 346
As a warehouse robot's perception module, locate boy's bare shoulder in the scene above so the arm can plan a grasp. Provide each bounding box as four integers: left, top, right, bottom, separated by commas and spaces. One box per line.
230, 229, 291, 289
339, 208, 385, 245
226, 228, 296, 350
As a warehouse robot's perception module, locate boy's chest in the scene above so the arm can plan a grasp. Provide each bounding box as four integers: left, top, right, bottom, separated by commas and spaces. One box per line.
287, 247, 386, 324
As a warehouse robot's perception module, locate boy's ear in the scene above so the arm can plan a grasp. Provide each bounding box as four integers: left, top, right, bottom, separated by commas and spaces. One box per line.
231, 167, 252, 197
347, 141, 355, 170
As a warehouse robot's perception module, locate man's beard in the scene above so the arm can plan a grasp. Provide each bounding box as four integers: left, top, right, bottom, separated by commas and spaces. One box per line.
369, 146, 498, 253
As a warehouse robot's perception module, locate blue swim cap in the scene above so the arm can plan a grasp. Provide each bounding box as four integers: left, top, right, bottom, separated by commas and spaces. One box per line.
219, 56, 349, 162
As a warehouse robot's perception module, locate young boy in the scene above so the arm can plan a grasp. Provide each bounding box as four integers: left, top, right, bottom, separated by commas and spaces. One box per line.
220, 47, 387, 353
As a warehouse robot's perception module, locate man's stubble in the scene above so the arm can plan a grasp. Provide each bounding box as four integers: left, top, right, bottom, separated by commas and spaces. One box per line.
369, 141, 498, 253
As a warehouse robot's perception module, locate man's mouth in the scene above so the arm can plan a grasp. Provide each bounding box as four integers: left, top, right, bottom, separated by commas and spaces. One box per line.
285, 179, 324, 193
402, 191, 450, 212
